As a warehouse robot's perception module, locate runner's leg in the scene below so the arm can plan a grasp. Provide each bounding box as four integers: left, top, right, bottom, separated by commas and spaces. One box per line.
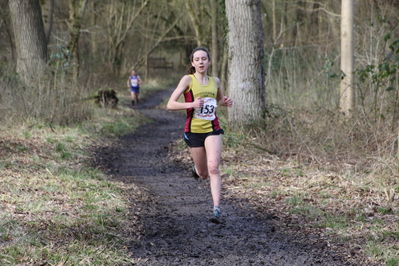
189, 146, 208, 179
130, 91, 136, 107
204, 135, 222, 207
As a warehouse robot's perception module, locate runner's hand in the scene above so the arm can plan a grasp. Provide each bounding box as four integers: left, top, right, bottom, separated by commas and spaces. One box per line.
193, 97, 204, 108
224, 96, 233, 107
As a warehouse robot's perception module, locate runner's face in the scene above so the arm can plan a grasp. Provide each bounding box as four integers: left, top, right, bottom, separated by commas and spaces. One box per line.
191, 51, 209, 74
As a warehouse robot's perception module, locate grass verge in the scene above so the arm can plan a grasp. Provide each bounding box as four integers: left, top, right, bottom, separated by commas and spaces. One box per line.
218, 109, 399, 265
0, 77, 174, 265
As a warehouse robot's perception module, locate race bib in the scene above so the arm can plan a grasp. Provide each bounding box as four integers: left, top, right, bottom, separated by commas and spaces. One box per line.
131, 78, 138, 87
194, 97, 217, 121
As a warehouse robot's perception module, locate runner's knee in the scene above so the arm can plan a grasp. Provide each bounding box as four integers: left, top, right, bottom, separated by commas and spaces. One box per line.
207, 163, 219, 176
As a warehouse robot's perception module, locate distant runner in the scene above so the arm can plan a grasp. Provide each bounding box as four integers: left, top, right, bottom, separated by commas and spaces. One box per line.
127, 69, 143, 109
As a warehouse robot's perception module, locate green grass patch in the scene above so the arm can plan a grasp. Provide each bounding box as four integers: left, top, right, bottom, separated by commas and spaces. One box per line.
0, 77, 175, 265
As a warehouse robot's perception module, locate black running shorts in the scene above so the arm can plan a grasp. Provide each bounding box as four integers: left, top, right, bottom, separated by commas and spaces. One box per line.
183, 129, 224, 148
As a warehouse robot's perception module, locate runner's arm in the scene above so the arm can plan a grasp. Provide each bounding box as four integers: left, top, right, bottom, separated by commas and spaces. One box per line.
167, 75, 203, 111
215, 77, 233, 107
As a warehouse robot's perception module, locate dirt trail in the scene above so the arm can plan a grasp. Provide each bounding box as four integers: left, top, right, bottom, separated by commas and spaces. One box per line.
96, 88, 361, 265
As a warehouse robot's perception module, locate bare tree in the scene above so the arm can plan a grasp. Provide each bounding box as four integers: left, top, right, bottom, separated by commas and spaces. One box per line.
89, 1, 98, 55
340, 0, 354, 116
226, 0, 265, 126
141, 12, 184, 80
104, 0, 148, 75
41, 0, 55, 45
0, 1, 15, 72
67, 0, 88, 81
8, 0, 47, 85
185, 1, 208, 47
210, 0, 219, 78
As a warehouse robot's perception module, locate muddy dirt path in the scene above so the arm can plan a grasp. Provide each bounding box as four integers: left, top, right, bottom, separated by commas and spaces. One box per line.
96, 88, 361, 265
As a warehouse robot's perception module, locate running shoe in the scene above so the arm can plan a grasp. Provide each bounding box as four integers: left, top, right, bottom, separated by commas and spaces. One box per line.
213, 206, 221, 219
209, 206, 221, 224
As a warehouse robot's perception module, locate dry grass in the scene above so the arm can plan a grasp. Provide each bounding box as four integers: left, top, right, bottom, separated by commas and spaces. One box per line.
0, 79, 169, 265
218, 106, 399, 265
0, 125, 139, 265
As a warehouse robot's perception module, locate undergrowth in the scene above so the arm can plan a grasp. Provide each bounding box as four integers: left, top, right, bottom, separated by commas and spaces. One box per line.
219, 103, 399, 265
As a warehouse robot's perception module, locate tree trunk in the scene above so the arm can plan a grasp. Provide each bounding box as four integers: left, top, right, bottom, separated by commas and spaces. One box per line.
185, 2, 200, 47
272, 0, 276, 41
185, 2, 205, 47
340, 0, 354, 116
220, 43, 228, 95
226, 0, 265, 126
67, 0, 88, 81
0, 3, 16, 72
41, 0, 55, 45
210, 0, 219, 77
9, 0, 47, 85
90, 1, 98, 54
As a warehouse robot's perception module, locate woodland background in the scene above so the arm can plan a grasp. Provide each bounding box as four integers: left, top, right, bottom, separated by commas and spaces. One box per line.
1, 0, 399, 265
1, 0, 399, 125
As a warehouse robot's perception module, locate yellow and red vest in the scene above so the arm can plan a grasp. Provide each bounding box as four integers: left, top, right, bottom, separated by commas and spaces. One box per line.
184, 75, 221, 133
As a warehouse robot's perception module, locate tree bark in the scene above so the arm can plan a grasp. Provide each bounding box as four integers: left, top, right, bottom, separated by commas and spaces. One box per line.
272, 0, 276, 41
340, 0, 354, 116
226, 0, 265, 126
41, 0, 55, 45
210, 0, 219, 78
90, 1, 98, 55
0, 2, 16, 72
9, 0, 48, 85
67, 0, 88, 81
